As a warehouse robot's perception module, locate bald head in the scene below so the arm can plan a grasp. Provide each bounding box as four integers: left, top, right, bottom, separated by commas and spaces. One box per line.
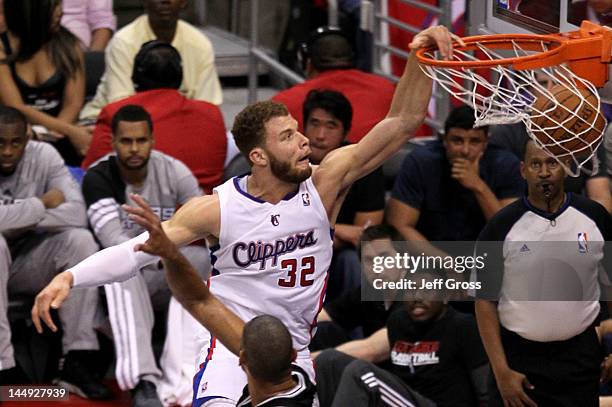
241, 315, 294, 384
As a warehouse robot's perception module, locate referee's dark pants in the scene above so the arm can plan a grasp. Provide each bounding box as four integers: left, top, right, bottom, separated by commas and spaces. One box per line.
489, 324, 603, 407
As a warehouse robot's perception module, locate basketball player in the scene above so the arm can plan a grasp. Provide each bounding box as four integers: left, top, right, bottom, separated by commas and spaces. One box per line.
116, 196, 317, 406
32, 25, 459, 406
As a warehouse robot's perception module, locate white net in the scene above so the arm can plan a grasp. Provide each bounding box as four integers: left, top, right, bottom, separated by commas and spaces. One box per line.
419, 40, 607, 177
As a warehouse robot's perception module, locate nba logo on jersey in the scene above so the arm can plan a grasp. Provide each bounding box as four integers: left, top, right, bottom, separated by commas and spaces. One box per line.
301, 193, 310, 206
578, 233, 588, 253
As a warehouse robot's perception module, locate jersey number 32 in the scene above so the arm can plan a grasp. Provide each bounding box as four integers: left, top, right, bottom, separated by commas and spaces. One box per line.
278, 256, 315, 287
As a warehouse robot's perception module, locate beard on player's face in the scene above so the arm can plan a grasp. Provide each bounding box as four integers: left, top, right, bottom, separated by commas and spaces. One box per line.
268, 150, 311, 184
118, 154, 150, 171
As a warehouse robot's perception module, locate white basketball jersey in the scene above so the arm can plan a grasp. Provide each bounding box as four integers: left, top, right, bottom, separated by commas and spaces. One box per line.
210, 174, 333, 350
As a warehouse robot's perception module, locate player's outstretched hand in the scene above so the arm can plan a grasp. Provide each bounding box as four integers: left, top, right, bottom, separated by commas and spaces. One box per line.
122, 193, 180, 260
408, 25, 465, 60
31, 271, 73, 334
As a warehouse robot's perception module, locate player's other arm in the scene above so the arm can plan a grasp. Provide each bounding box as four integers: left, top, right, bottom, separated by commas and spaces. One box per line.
127, 194, 243, 355
163, 247, 243, 355
70, 193, 218, 287
31, 193, 220, 333
316, 26, 459, 192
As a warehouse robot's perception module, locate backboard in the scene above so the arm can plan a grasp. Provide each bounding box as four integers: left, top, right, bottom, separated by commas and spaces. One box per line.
471, 0, 595, 35
469, 0, 612, 101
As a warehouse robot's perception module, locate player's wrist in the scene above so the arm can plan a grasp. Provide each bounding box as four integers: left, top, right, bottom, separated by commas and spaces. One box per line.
492, 362, 512, 380
62, 270, 75, 288
163, 246, 184, 265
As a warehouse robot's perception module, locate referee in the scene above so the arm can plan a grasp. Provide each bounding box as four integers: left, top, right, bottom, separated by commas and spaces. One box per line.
475, 140, 612, 407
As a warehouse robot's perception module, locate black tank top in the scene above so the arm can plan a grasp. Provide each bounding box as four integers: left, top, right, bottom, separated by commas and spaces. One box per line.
1, 32, 81, 166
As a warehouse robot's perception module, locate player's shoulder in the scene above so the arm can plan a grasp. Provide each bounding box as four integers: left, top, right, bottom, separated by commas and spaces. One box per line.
16, 141, 61, 177
82, 155, 121, 187
26, 139, 59, 156
85, 153, 115, 175
149, 150, 188, 170
568, 193, 610, 223
25, 140, 66, 169
479, 198, 528, 241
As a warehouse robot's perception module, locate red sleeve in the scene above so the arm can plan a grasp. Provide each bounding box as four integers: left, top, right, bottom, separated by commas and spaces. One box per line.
82, 107, 114, 169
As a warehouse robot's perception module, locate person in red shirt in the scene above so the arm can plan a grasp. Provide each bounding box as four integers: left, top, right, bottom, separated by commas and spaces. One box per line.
272, 26, 395, 143
82, 41, 226, 194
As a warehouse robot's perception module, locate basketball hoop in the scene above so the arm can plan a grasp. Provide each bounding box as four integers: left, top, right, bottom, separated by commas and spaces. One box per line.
417, 21, 612, 177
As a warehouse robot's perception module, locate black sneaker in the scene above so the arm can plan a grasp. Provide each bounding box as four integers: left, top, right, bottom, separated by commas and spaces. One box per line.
130, 380, 163, 407
55, 350, 113, 400
0, 365, 28, 384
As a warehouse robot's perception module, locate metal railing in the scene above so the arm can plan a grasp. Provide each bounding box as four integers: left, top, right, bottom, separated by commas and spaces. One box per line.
245, 0, 454, 127
369, 0, 453, 131
246, 0, 340, 103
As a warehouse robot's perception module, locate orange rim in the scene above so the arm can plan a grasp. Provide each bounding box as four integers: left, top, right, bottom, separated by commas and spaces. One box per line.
416, 34, 566, 68
415, 20, 612, 87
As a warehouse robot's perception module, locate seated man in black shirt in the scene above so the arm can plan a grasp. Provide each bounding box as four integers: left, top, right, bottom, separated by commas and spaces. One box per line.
315, 270, 489, 407
387, 105, 523, 247
303, 89, 385, 300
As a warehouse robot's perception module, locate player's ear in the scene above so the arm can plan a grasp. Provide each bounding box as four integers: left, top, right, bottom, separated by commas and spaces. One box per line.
520, 161, 526, 180
238, 350, 251, 375
291, 348, 297, 363
239, 350, 246, 368
249, 147, 267, 167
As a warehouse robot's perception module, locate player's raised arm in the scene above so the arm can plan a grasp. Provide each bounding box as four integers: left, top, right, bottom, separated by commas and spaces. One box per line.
31, 193, 220, 334
315, 26, 461, 194
125, 194, 244, 355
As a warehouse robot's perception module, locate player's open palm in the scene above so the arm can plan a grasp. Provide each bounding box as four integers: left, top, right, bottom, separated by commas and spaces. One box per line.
123, 193, 180, 260
497, 368, 537, 407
